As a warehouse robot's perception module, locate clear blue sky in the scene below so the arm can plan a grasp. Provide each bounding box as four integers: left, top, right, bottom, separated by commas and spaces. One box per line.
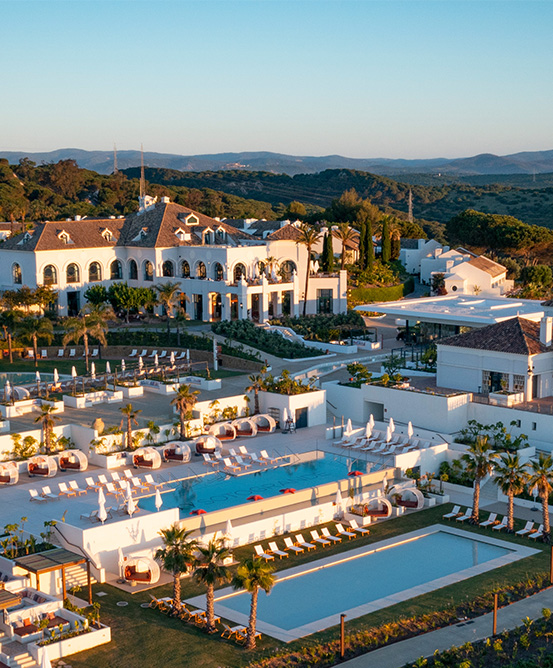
2, 0, 551, 159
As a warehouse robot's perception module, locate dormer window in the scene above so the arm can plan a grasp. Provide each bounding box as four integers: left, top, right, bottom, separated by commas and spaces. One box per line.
101, 228, 114, 242
17, 232, 32, 245
175, 227, 191, 242
203, 229, 212, 245
132, 227, 149, 242
57, 230, 72, 244
215, 227, 226, 244
179, 213, 199, 226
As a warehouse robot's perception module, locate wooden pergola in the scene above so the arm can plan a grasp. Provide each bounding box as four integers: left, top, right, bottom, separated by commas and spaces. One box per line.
0, 588, 21, 610
15, 547, 92, 604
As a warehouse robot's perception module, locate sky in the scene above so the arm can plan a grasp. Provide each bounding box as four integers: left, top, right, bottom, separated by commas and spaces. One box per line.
1, 0, 552, 159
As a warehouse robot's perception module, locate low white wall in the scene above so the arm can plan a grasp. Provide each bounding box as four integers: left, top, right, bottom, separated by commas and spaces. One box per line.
266, 325, 358, 355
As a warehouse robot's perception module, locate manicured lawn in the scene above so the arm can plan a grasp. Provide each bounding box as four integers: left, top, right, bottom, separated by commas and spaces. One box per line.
67, 505, 551, 668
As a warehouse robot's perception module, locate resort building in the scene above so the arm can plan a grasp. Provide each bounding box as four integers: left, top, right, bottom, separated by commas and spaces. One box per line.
400, 237, 443, 275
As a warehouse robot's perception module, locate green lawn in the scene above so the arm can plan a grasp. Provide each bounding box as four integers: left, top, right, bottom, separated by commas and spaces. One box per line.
67, 505, 551, 668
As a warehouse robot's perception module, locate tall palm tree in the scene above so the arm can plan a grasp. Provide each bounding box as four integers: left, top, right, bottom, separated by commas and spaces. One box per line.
119, 403, 142, 450
155, 524, 197, 612
171, 384, 200, 440
63, 302, 114, 371
335, 222, 357, 270
462, 436, 498, 524
16, 316, 54, 366
145, 420, 160, 446
0, 308, 22, 364
155, 281, 181, 332
528, 453, 553, 542
494, 453, 529, 531
296, 224, 322, 316
193, 537, 231, 632
246, 368, 267, 415
232, 557, 275, 649
33, 404, 61, 454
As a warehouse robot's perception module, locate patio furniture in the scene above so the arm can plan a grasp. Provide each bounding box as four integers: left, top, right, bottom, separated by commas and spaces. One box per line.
249, 453, 268, 467
250, 414, 277, 433
97, 474, 109, 486
283, 537, 303, 553
194, 435, 222, 455
158, 351, 167, 359
128, 349, 138, 358
91, 348, 99, 358
131, 477, 149, 494
254, 545, 274, 561
202, 453, 219, 467
259, 450, 278, 465
335, 524, 356, 539
516, 521, 536, 536
267, 541, 289, 559
223, 458, 241, 475
111, 472, 121, 482
208, 422, 236, 441
57, 349, 65, 357
310, 530, 331, 547
321, 527, 341, 543
163, 443, 192, 463
69, 480, 86, 495
492, 516, 509, 531
455, 508, 472, 523
29, 489, 47, 503
41, 349, 48, 359
27, 349, 34, 359
59, 450, 88, 472
58, 482, 76, 497
233, 456, 251, 470
443, 505, 461, 520
0, 462, 19, 485
295, 534, 316, 551
148, 350, 158, 358
123, 557, 160, 585
85, 477, 102, 491
41, 486, 59, 501
27, 455, 58, 478
105, 482, 122, 497
348, 519, 370, 535
133, 447, 162, 469
69, 349, 76, 357
529, 524, 544, 540
479, 512, 498, 527
144, 473, 163, 489
231, 418, 258, 438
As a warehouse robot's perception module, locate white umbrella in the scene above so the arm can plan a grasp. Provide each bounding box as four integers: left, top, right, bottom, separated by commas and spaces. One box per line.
346, 418, 352, 435
126, 482, 137, 517
385, 425, 392, 442
106, 361, 111, 374
90, 362, 96, 379
138, 356, 144, 371
282, 407, 289, 425
389, 417, 395, 433
365, 422, 372, 439
121, 359, 126, 372
224, 518, 233, 546
4, 380, 11, 400
407, 421, 414, 439
154, 353, 159, 367
335, 488, 343, 515
98, 490, 107, 524
40, 647, 52, 668
170, 351, 175, 365
53, 369, 59, 385
154, 488, 163, 511
186, 349, 190, 362
98, 486, 106, 505
35, 370, 41, 382
369, 414, 375, 429
118, 546, 125, 578
71, 366, 77, 378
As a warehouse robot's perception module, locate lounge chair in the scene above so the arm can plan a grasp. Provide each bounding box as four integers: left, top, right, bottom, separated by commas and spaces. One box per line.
335, 523, 356, 539
85, 476, 102, 491
455, 508, 472, 523
175, 351, 186, 360
283, 537, 304, 553
111, 472, 121, 482
202, 454, 218, 467
58, 482, 76, 497
260, 450, 278, 465
516, 521, 535, 536
321, 527, 341, 543
27, 349, 34, 359
138, 349, 147, 358
221, 624, 248, 642
310, 530, 331, 547
131, 477, 149, 494
492, 516, 508, 531
91, 348, 99, 358
158, 351, 167, 359
222, 458, 241, 475
68, 481, 86, 496
250, 453, 268, 467
530, 524, 544, 540
97, 474, 109, 486
268, 541, 289, 559
105, 482, 122, 497
148, 350, 158, 358
114, 502, 141, 516
443, 505, 461, 520
254, 545, 274, 561
128, 349, 138, 358
479, 512, 497, 527
123, 469, 133, 480
41, 349, 48, 359
29, 489, 47, 503
57, 349, 65, 357
295, 534, 316, 551
144, 474, 162, 489
234, 456, 251, 470
80, 507, 112, 522
69, 349, 76, 357
238, 446, 252, 460
348, 519, 370, 535
41, 486, 59, 501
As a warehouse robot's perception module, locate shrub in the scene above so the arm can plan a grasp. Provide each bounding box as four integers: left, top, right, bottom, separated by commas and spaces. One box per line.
212, 320, 320, 358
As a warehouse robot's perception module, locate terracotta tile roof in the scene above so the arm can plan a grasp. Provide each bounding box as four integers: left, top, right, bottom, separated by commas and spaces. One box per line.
1, 218, 125, 251
467, 255, 506, 278
439, 317, 547, 355
267, 224, 303, 241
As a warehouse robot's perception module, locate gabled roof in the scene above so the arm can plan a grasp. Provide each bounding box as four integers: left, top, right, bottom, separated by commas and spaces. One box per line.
467, 255, 506, 278
1, 218, 124, 251
267, 224, 303, 241
439, 317, 547, 355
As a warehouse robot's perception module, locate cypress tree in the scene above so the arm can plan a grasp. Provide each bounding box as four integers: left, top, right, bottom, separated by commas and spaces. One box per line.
391, 232, 401, 261
365, 218, 374, 270
326, 232, 334, 271
358, 222, 366, 270
381, 216, 391, 263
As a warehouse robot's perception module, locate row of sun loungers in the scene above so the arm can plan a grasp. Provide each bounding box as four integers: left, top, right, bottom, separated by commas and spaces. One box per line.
202, 448, 278, 472
443, 506, 545, 539
335, 431, 426, 455
128, 349, 189, 361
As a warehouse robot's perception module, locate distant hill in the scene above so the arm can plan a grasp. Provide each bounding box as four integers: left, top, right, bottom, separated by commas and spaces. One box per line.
3, 147, 553, 177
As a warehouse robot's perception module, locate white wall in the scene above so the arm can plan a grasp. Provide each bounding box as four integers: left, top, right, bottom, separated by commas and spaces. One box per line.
258, 389, 326, 428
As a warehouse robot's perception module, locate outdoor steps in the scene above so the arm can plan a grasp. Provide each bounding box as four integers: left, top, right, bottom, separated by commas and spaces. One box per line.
0, 644, 37, 668
63, 563, 97, 591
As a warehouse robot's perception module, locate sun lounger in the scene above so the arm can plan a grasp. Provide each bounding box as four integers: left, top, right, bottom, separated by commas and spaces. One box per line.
97, 474, 108, 486
105, 482, 122, 497
80, 507, 112, 522
260, 450, 278, 465
295, 534, 316, 551
41, 486, 59, 501
123, 469, 133, 480
223, 458, 241, 474
91, 348, 99, 358
57, 349, 65, 357
69, 349, 76, 357
68, 481, 86, 495
234, 456, 251, 470
27, 349, 34, 359
335, 523, 356, 539
58, 482, 76, 497
158, 351, 167, 359
144, 474, 162, 489
41, 349, 48, 359
443, 505, 461, 520
268, 541, 289, 559
254, 545, 274, 561
283, 537, 303, 553
85, 477, 102, 491
128, 349, 138, 358
516, 521, 535, 536
131, 477, 149, 494
221, 623, 252, 642
479, 512, 497, 527
139, 349, 147, 357
148, 350, 158, 358
492, 516, 508, 531
310, 530, 331, 547
348, 519, 370, 535
202, 454, 218, 467
111, 472, 121, 482
238, 446, 252, 460
175, 351, 186, 360
29, 489, 47, 503
250, 453, 268, 467
321, 527, 341, 543
529, 524, 544, 540
455, 508, 472, 523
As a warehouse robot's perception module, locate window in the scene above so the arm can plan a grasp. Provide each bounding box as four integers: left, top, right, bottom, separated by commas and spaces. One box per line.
213, 263, 223, 281
66, 263, 80, 284
181, 261, 190, 278
233, 263, 246, 283
110, 260, 123, 280
162, 260, 175, 277
88, 262, 102, 282
513, 374, 525, 393
12, 263, 22, 284
532, 422, 537, 431
143, 260, 154, 282
128, 259, 138, 280
280, 260, 296, 282
196, 261, 206, 279
317, 288, 333, 314
43, 265, 57, 286
514, 419, 521, 428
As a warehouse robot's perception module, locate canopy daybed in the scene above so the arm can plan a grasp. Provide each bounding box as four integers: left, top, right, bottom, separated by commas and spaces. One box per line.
0, 462, 19, 485
208, 422, 236, 441
231, 418, 258, 438
123, 556, 160, 585
132, 447, 162, 470
59, 449, 88, 472
27, 456, 58, 478
162, 442, 192, 463
250, 414, 277, 433
388, 485, 425, 510
194, 435, 221, 455
351, 497, 393, 519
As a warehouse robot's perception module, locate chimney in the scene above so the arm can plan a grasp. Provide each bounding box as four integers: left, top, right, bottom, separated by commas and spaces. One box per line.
540, 316, 553, 346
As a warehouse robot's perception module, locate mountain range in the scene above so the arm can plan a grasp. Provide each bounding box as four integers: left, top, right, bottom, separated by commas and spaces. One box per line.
2, 148, 553, 177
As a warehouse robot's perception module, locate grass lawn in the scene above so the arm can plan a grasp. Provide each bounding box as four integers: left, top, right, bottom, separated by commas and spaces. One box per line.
67, 505, 551, 668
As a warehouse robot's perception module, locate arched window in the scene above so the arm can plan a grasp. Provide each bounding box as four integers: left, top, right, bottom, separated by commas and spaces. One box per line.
88, 262, 102, 282
128, 259, 138, 281
66, 263, 80, 284
233, 263, 246, 283
196, 261, 206, 279
110, 260, 123, 281
143, 260, 154, 282
181, 261, 190, 278
12, 263, 22, 285
280, 260, 297, 282
43, 265, 57, 286
213, 262, 224, 281
162, 260, 175, 277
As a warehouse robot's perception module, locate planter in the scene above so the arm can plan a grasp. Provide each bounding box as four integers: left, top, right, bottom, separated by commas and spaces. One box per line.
29, 624, 111, 661
88, 451, 129, 469
343, 511, 371, 526
0, 398, 64, 419
117, 385, 144, 398
139, 379, 178, 395
63, 390, 123, 409
425, 492, 449, 505
488, 391, 525, 407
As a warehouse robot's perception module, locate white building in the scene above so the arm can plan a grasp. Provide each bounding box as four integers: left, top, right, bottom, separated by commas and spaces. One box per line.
442, 256, 512, 297
419, 247, 467, 284
0, 198, 347, 321
312, 225, 360, 266
400, 238, 444, 275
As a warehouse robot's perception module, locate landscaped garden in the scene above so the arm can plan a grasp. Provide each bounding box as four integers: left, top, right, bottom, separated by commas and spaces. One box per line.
269, 312, 366, 343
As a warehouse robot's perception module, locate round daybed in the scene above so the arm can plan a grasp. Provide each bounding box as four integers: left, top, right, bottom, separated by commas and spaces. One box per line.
388, 486, 425, 510
123, 557, 160, 585
231, 418, 258, 438
27, 456, 58, 478
132, 447, 162, 470
59, 449, 88, 472
162, 442, 192, 463
250, 414, 277, 433
194, 435, 221, 455
208, 422, 236, 441
0, 462, 19, 485
353, 497, 393, 519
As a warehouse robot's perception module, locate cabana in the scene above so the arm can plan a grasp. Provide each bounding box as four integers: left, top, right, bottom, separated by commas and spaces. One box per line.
250, 414, 277, 433
388, 485, 425, 510
27, 455, 58, 478
163, 442, 192, 463
194, 435, 221, 455
353, 497, 393, 519
132, 447, 162, 470
0, 462, 19, 485
123, 556, 160, 585
231, 418, 258, 438
208, 422, 236, 441
59, 449, 88, 472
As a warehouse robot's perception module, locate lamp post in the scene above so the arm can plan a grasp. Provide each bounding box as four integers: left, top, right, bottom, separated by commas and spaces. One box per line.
340, 614, 346, 659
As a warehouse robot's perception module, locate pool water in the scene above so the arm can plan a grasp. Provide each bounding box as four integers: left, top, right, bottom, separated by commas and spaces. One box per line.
139, 454, 367, 516
216, 531, 512, 630
0, 372, 57, 388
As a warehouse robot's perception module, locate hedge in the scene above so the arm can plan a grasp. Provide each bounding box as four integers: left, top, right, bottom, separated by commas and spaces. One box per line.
350, 277, 414, 304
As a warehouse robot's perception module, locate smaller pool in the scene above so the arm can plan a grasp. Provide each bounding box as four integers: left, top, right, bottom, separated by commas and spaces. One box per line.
0, 372, 58, 388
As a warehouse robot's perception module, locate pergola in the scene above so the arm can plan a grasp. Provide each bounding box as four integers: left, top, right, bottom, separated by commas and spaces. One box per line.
15, 547, 92, 604
0, 588, 21, 610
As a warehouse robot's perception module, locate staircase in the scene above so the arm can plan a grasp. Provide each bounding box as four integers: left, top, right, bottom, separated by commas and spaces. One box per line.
1, 642, 38, 668
63, 563, 97, 591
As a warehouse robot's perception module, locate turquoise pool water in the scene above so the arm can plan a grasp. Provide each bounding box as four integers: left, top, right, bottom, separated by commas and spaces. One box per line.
216, 531, 512, 630
0, 372, 58, 388
139, 454, 366, 516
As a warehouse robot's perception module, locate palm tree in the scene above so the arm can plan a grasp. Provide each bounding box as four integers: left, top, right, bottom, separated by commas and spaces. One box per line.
193, 537, 231, 632
462, 436, 498, 524
145, 420, 160, 446
246, 368, 267, 415
335, 222, 357, 270
119, 403, 142, 450
232, 557, 275, 649
171, 384, 200, 440
155, 524, 197, 613
155, 281, 181, 332
0, 308, 22, 364
296, 223, 322, 316
528, 453, 553, 541
63, 302, 114, 372
494, 453, 529, 531
16, 316, 54, 366
33, 404, 61, 454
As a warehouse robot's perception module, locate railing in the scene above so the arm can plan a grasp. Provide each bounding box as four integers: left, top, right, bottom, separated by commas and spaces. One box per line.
472, 394, 553, 415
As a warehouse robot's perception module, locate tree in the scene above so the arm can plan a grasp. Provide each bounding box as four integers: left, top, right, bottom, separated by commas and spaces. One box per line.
363, 217, 374, 271
246, 370, 267, 415
119, 403, 142, 450
145, 420, 160, 446
193, 537, 231, 632
171, 384, 200, 440
285, 200, 306, 220
296, 223, 322, 316
232, 557, 275, 649
107, 282, 140, 322
520, 264, 553, 287
16, 316, 54, 366
391, 230, 401, 261
84, 285, 108, 305
320, 232, 334, 272
335, 223, 356, 270
63, 302, 114, 371
461, 437, 498, 523
155, 524, 197, 613
0, 308, 22, 364
431, 273, 446, 295
33, 286, 58, 313
380, 215, 392, 263
528, 453, 553, 542
34, 404, 61, 454
494, 453, 529, 532
155, 281, 181, 332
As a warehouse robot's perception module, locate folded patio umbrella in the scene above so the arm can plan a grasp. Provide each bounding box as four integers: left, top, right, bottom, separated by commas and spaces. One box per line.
90, 362, 96, 380
369, 414, 375, 429
154, 488, 163, 511
389, 417, 395, 433
225, 518, 233, 543
138, 357, 144, 371
385, 425, 392, 442
126, 482, 137, 517
335, 489, 343, 514
71, 366, 77, 378
106, 361, 111, 374
346, 418, 353, 435
170, 351, 175, 365
121, 359, 126, 372
154, 354, 159, 367
40, 647, 52, 668
53, 369, 59, 385
407, 421, 414, 439
365, 422, 372, 439
35, 370, 41, 382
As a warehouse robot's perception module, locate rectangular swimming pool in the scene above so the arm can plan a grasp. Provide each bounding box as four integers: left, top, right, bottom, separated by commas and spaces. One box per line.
195, 526, 538, 641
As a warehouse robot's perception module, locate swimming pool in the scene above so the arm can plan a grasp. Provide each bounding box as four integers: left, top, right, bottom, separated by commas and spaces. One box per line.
139, 453, 367, 516
0, 372, 58, 388
198, 526, 537, 641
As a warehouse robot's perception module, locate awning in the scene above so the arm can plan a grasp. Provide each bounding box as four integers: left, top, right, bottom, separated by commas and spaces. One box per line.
0, 589, 21, 610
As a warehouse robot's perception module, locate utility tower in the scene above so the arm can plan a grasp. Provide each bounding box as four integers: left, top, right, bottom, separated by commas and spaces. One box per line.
113, 143, 118, 174
140, 143, 145, 199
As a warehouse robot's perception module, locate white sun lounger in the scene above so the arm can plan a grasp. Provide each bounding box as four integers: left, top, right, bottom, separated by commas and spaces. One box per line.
283, 537, 304, 553
348, 519, 370, 535
516, 521, 535, 536
148, 350, 158, 358
335, 523, 355, 539
91, 348, 99, 358
254, 545, 274, 561
321, 527, 342, 543
479, 512, 497, 527
131, 477, 149, 494
85, 477, 102, 491
97, 474, 108, 486
310, 530, 331, 547
233, 456, 251, 470
123, 469, 133, 480
69, 480, 86, 495
158, 351, 167, 359
128, 349, 138, 358
529, 524, 544, 540
41, 349, 48, 359
202, 454, 218, 467
41, 486, 59, 501
29, 489, 47, 503
455, 508, 472, 523
144, 474, 162, 489
139, 349, 147, 357
295, 534, 316, 551
58, 482, 76, 497
268, 541, 289, 559
443, 505, 461, 520
105, 482, 122, 497
69, 349, 76, 357
57, 349, 65, 357
250, 453, 268, 467
223, 458, 241, 474
259, 450, 278, 465
111, 472, 121, 482
492, 516, 508, 531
